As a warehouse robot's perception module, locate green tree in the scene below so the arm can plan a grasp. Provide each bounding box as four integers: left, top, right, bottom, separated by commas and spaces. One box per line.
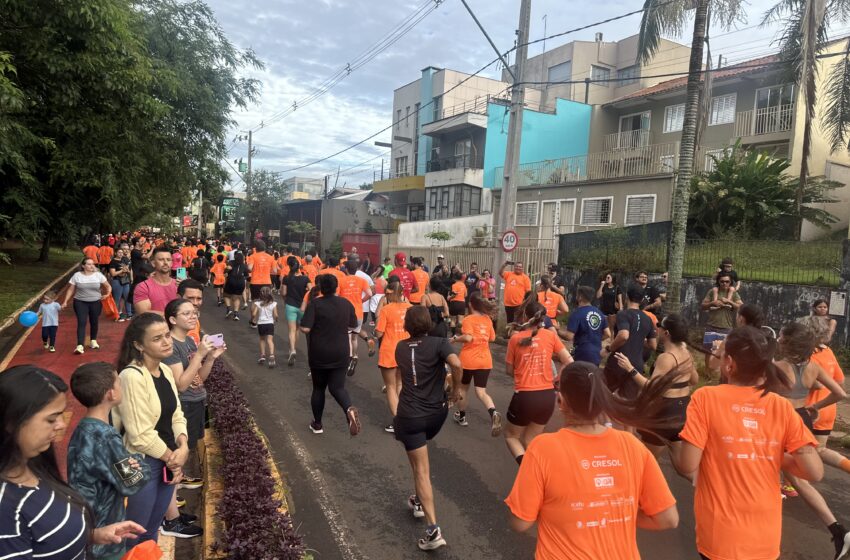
286, 221, 318, 251
688, 143, 840, 238
238, 170, 288, 237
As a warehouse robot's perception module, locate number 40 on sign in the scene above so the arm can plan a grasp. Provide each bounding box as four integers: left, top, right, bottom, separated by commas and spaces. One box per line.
500, 230, 518, 253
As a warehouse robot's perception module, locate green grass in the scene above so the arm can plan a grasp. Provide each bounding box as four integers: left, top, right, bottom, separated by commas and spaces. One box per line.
0, 247, 81, 321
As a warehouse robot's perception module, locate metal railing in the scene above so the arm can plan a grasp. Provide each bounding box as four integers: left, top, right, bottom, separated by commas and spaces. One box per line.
382, 163, 419, 180
387, 244, 557, 282
433, 94, 508, 121
734, 104, 795, 137
426, 154, 483, 172
493, 143, 679, 188
604, 129, 651, 151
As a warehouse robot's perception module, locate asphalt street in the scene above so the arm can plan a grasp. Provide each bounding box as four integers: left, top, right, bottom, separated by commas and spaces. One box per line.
200, 294, 850, 560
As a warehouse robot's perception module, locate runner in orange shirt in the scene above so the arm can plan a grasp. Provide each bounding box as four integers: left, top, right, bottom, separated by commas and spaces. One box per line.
247, 241, 277, 322
506, 361, 679, 559
450, 293, 501, 436
339, 260, 375, 375
409, 258, 430, 305
82, 240, 99, 262
302, 255, 319, 284
447, 271, 467, 336
211, 253, 227, 306
375, 277, 411, 434
675, 326, 825, 560
537, 275, 568, 326
499, 260, 531, 323
504, 297, 572, 464
97, 243, 114, 272
317, 256, 346, 286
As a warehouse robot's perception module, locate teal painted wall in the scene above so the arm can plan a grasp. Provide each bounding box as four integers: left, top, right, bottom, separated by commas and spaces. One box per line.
482, 98, 591, 188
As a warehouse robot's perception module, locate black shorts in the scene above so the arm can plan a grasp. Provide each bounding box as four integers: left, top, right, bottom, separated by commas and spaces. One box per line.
448, 301, 466, 316
181, 399, 206, 449
223, 282, 245, 296
250, 284, 271, 300
505, 305, 519, 323
602, 359, 641, 400
812, 428, 831, 437
506, 389, 556, 427
795, 406, 815, 432
257, 323, 274, 337
639, 396, 690, 445
461, 369, 490, 388
394, 408, 448, 451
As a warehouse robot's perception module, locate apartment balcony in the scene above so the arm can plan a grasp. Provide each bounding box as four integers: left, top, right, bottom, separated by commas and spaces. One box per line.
425, 154, 483, 188
493, 143, 678, 189
734, 104, 795, 143
603, 129, 651, 151
373, 173, 425, 193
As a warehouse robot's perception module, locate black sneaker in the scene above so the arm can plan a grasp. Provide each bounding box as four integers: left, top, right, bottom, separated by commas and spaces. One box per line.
160, 517, 203, 538
310, 421, 324, 434
835, 531, 850, 559
418, 526, 446, 551
287, 352, 296, 366
347, 407, 361, 436
179, 511, 198, 524
346, 356, 358, 377
384, 424, 394, 433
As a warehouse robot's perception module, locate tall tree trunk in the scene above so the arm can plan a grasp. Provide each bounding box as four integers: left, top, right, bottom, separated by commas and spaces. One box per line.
38, 231, 52, 263
666, 0, 709, 313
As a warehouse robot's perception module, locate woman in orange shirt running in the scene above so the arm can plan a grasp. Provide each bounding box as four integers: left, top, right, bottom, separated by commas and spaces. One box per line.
675, 326, 825, 560
375, 277, 411, 434
447, 271, 467, 336
536, 275, 568, 326
504, 297, 572, 464
450, 293, 501, 436
211, 253, 227, 306
506, 361, 680, 559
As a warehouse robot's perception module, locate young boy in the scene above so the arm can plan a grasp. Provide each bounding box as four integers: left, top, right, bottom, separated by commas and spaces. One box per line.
37, 290, 61, 352
68, 362, 149, 560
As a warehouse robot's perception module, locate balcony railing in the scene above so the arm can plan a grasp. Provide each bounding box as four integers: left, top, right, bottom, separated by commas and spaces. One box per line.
604, 129, 651, 151
432, 94, 508, 121
493, 143, 679, 188
734, 104, 795, 137
426, 154, 483, 172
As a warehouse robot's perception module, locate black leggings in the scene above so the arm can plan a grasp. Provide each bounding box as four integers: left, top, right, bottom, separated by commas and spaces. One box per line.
73, 299, 102, 345
311, 367, 352, 424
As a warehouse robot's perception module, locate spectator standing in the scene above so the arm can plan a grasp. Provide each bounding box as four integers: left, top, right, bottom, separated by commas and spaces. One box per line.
812, 299, 838, 344
701, 272, 743, 350
596, 272, 623, 333
133, 247, 177, 315
108, 247, 133, 321
644, 272, 668, 316
463, 262, 481, 301
38, 291, 62, 352
432, 255, 448, 277
61, 258, 111, 355
499, 260, 532, 323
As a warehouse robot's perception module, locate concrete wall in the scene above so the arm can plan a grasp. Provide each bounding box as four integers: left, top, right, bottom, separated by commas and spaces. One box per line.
320, 200, 396, 250
425, 168, 484, 188
483, 98, 592, 188
397, 213, 494, 247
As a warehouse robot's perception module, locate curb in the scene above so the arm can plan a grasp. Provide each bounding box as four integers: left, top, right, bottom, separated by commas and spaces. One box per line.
0, 262, 78, 332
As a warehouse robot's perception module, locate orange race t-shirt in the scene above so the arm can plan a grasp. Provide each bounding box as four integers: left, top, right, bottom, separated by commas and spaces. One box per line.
502, 272, 531, 307
317, 267, 345, 288
450, 281, 467, 303
211, 261, 226, 286
181, 246, 196, 266
459, 314, 495, 370
97, 245, 114, 265
506, 428, 676, 560
506, 328, 565, 392
808, 346, 846, 432
410, 269, 430, 304
338, 275, 370, 319
679, 385, 817, 560
83, 245, 99, 262
277, 257, 290, 278
376, 302, 411, 368
538, 290, 566, 319
302, 263, 319, 284
250, 252, 276, 285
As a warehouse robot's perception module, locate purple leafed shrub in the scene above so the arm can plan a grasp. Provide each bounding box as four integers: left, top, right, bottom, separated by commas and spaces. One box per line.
206, 361, 305, 559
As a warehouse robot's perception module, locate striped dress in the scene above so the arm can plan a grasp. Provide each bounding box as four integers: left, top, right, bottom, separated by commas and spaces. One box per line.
0, 481, 88, 560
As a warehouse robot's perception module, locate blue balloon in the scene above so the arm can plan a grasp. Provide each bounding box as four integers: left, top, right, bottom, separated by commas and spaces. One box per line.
19, 310, 38, 328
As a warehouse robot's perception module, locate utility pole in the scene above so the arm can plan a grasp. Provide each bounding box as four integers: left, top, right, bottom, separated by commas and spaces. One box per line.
244, 129, 253, 244
197, 188, 203, 239
492, 0, 531, 306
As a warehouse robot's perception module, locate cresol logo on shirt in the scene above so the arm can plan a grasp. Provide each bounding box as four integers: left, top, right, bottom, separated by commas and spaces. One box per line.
586, 311, 603, 330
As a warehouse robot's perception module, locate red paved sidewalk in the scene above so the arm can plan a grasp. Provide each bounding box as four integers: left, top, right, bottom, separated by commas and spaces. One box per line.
6, 288, 129, 476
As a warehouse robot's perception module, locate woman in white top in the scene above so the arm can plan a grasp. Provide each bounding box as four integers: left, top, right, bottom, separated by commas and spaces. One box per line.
252, 286, 279, 368
61, 257, 111, 355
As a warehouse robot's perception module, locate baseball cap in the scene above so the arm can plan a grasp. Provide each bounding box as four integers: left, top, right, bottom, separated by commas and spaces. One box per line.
395, 251, 407, 264
438, 254, 445, 259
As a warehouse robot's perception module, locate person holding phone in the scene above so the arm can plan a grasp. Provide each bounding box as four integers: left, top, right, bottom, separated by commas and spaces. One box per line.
115, 313, 192, 544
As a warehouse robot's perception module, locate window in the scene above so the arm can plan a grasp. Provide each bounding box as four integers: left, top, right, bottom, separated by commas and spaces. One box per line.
664, 104, 685, 133
547, 61, 572, 84
704, 149, 725, 172
617, 65, 639, 86
625, 195, 656, 225
581, 197, 612, 225
660, 155, 675, 172
591, 65, 611, 82
433, 96, 442, 121
515, 201, 539, 226
405, 106, 410, 127
396, 109, 402, 128
395, 156, 408, 176
408, 205, 425, 222
709, 93, 736, 125
425, 186, 482, 220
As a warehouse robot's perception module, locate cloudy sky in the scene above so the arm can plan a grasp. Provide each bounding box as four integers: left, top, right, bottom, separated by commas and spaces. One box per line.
206, 0, 819, 190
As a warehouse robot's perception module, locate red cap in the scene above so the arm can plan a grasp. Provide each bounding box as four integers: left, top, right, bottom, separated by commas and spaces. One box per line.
394, 251, 406, 264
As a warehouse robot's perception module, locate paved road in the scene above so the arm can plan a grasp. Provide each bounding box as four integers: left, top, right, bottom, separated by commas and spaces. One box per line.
201, 296, 850, 560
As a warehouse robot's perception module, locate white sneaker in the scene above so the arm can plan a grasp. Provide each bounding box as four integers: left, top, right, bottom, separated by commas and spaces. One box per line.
74, 345, 85, 354
408, 495, 425, 518
90, 340, 100, 350
417, 526, 446, 551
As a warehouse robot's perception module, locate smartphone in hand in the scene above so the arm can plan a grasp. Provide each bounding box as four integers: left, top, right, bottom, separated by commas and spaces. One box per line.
208, 333, 225, 348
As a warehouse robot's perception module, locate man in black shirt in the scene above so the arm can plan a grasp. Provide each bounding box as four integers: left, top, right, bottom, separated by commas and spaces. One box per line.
601, 285, 657, 399
644, 272, 668, 315
463, 262, 480, 301
548, 263, 566, 297
300, 274, 361, 436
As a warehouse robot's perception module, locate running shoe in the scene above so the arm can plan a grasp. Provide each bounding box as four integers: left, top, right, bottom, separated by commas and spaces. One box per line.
74, 345, 85, 355
781, 483, 798, 498
217, 299, 223, 307
178, 476, 203, 490
347, 407, 361, 436
418, 526, 446, 551
90, 340, 100, 350
491, 411, 503, 437
43, 342, 49, 349
268, 356, 276, 368
367, 337, 376, 357
287, 352, 296, 366
381, 385, 387, 393
176, 495, 186, 508
257, 356, 266, 365
408, 495, 425, 518
225, 310, 233, 319
384, 424, 395, 433
49, 346, 55, 353
178, 511, 198, 524
250, 322, 257, 329
453, 411, 468, 427
346, 356, 358, 377
233, 314, 240, 321
835, 531, 850, 560
160, 517, 203, 538
309, 421, 324, 434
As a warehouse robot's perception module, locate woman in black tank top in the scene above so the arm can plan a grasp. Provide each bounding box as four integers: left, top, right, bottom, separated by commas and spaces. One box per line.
421, 277, 450, 338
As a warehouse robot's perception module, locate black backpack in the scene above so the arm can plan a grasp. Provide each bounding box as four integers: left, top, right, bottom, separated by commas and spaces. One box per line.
189, 257, 209, 283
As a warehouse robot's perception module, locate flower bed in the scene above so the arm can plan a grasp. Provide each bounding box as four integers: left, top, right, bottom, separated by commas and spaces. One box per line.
205, 361, 305, 559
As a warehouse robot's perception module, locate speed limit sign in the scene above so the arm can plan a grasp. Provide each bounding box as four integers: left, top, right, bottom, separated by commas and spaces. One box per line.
500, 230, 519, 252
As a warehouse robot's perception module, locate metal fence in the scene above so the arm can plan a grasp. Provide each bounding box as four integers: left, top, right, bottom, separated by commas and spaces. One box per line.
559, 222, 843, 287
386, 244, 557, 280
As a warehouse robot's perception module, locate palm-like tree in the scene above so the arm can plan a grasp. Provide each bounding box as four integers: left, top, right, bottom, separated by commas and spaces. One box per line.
636, 0, 743, 311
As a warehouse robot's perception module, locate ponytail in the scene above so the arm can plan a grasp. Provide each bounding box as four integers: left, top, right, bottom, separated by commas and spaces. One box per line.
508, 293, 547, 347
468, 292, 496, 319
725, 326, 789, 395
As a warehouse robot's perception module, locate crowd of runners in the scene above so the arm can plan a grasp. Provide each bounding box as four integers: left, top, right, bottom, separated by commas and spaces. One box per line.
3, 230, 850, 559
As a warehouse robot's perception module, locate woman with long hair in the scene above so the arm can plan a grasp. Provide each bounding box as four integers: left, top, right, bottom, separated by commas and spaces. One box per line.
614, 314, 699, 459
506, 362, 680, 558
450, 293, 502, 436
674, 326, 825, 560
504, 295, 572, 465
0, 365, 144, 557
282, 259, 311, 366
375, 276, 412, 433
61, 257, 111, 355
223, 251, 248, 321
537, 274, 568, 326
420, 276, 450, 338
115, 313, 190, 544
812, 298, 837, 343
596, 271, 622, 332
